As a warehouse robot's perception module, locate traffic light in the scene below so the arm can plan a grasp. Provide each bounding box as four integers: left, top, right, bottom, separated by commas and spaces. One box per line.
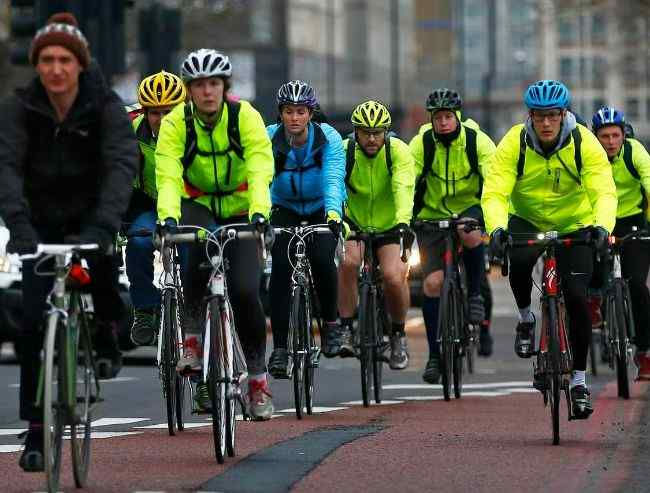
9, 0, 42, 65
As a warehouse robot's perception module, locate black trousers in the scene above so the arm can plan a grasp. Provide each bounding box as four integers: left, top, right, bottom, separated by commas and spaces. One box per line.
18, 227, 123, 422
269, 206, 338, 349
508, 216, 592, 372
180, 199, 267, 374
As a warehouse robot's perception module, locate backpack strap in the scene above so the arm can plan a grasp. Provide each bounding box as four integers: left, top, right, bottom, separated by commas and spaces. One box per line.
226, 100, 244, 160
385, 135, 393, 177
181, 102, 197, 173
412, 130, 436, 217
134, 117, 150, 190
464, 127, 481, 197
345, 139, 357, 194
623, 140, 640, 179
572, 127, 582, 175
516, 128, 527, 179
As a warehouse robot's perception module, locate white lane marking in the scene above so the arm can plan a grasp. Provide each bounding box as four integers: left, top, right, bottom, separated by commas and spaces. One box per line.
475, 368, 497, 375
399, 395, 446, 401
92, 418, 149, 427
504, 388, 538, 393
134, 422, 209, 430
383, 381, 531, 390
0, 429, 26, 436
276, 406, 347, 414
339, 400, 403, 406
72, 431, 142, 439
0, 445, 23, 453
461, 391, 511, 397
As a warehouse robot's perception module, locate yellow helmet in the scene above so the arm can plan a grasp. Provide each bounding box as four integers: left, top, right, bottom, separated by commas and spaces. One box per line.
138, 70, 186, 108
351, 100, 391, 129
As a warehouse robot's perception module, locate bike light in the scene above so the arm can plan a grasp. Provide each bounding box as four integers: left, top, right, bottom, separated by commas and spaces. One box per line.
408, 246, 420, 267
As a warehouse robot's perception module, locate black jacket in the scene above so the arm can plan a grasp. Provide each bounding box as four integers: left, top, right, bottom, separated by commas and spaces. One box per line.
0, 68, 138, 241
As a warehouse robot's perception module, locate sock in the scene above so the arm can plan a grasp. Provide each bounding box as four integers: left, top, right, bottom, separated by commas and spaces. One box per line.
391, 321, 405, 335
249, 373, 267, 384
570, 370, 586, 388
463, 243, 485, 296
518, 306, 534, 323
422, 296, 440, 357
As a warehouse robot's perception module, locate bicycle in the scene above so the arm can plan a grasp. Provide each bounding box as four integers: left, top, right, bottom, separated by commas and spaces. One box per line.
161, 224, 253, 464
272, 224, 333, 419
414, 218, 482, 401
346, 231, 406, 407
600, 229, 649, 399
21, 243, 102, 492
500, 231, 593, 445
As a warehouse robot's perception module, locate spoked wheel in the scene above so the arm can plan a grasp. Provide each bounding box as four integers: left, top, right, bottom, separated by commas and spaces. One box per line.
373, 302, 386, 404
547, 300, 561, 446
290, 288, 306, 419
225, 302, 239, 457
208, 300, 227, 464
71, 296, 95, 488
43, 312, 65, 493
453, 290, 465, 399
439, 283, 453, 402
615, 283, 632, 399
161, 291, 180, 436
304, 296, 315, 415
358, 285, 373, 407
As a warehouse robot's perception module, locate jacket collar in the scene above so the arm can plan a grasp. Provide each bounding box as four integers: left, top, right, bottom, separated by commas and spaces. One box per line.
272, 121, 327, 156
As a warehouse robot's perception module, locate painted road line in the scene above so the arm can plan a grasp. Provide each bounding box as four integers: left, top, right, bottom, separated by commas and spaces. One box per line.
91, 417, 149, 427
0, 445, 22, 453
0, 429, 25, 436
339, 400, 404, 406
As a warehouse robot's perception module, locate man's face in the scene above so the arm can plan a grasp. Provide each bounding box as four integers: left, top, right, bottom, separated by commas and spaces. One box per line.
596, 125, 625, 159
356, 127, 386, 157
280, 105, 311, 136
146, 105, 174, 136
188, 77, 224, 115
431, 110, 458, 134
35, 45, 82, 97
530, 108, 565, 144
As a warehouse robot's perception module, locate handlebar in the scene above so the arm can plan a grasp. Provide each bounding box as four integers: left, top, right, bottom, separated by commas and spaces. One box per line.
19, 243, 100, 261
413, 217, 483, 233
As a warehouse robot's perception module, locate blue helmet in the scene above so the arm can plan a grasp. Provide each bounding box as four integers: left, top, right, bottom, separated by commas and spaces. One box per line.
524, 80, 570, 110
277, 80, 318, 110
592, 106, 625, 132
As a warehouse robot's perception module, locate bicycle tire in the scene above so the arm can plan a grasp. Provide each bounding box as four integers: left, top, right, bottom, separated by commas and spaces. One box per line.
439, 281, 453, 402
614, 282, 630, 399
358, 284, 372, 407
70, 292, 93, 487
453, 285, 465, 399
161, 290, 179, 436
373, 295, 385, 404
223, 300, 237, 457
304, 291, 315, 415
547, 299, 561, 446
175, 288, 187, 432
290, 287, 306, 419
43, 311, 65, 493
208, 299, 227, 464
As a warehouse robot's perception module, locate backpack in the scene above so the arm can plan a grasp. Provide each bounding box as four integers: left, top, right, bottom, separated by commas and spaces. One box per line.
272, 123, 325, 176
412, 126, 479, 217
516, 127, 582, 184
344, 134, 393, 194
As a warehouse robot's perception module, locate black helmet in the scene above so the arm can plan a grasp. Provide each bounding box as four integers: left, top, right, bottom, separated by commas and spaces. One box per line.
426, 88, 462, 112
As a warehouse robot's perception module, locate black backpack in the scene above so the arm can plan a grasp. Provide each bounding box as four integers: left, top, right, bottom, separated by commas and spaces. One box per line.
272, 123, 325, 176
413, 126, 479, 217
516, 127, 582, 184
344, 135, 393, 194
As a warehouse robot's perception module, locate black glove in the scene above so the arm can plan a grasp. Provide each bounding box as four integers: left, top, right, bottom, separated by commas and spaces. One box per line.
489, 228, 508, 261
79, 226, 115, 255
251, 213, 274, 247
158, 217, 178, 236
592, 226, 609, 259
328, 219, 342, 238
395, 222, 415, 249
6, 224, 38, 255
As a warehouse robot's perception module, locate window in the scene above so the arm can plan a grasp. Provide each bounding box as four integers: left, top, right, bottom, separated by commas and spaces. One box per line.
591, 13, 606, 44
560, 57, 575, 84
592, 56, 606, 89
558, 17, 577, 45
346, 0, 368, 81
626, 99, 640, 119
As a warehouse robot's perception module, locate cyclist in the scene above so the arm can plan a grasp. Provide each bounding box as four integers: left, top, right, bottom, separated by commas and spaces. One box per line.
155, 49, 275, 420
126, 71, 186, 346
409, 88, 496, 383
591, 106, 650, 380
266, 80, 346, 377
483, 80, 617, 418
338, 100, 415, 369
0, 12, 138, 471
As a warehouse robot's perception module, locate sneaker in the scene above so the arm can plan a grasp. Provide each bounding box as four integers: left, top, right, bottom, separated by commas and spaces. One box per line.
177, 336, 202, 373
247, 379, 274, 421
468, 294, 485, 324
587, 295, 603, 329
338, 325, 355, 358
130, 307, 157, 346
570, 385, 594, 419
515, 315, 536, 358
477, 323, 493, 357
635, 351, 650, 381
422, 354, 441, 384
193, 382, 211, 413
93, 320, 123, 379
18, 427, 44, 472
322, 322, 343, 358
268, 348, 290, 379
389, 333, 409, 370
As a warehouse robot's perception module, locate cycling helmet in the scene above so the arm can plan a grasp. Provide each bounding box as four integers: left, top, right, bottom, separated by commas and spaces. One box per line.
592, 106, 625, 132
277, 80, 318, 109
351, 100, 391, 129
524, 80, 570, 109
138, 71, 186, 108
181, 49, 232, 82
426, 88, 462, 112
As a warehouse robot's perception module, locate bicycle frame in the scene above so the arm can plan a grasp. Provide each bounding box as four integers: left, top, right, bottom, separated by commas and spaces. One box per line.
157, 243, 184, 367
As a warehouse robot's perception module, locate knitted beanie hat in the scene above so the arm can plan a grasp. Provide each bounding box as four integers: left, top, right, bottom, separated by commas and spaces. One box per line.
29, 12, 90, 68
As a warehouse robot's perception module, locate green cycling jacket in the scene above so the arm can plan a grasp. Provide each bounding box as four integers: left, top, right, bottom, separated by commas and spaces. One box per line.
344, 136, 415, 232
155, 100, 273, 222
610, 138, 650, 219
482, 123, 617, 234
132, 114, 157, 199
409, 122, 496, 220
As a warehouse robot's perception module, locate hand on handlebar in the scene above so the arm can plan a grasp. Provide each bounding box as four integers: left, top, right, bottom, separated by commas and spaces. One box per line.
489, 227, 509, 262
251, 212, 275, 248
591, 225, 610, 260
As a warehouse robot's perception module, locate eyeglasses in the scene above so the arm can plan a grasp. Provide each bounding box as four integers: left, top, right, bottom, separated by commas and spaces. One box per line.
530, 110, 563, 123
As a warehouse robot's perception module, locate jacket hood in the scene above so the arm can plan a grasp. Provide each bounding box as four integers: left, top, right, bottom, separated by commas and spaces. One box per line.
525, 110, 577, 155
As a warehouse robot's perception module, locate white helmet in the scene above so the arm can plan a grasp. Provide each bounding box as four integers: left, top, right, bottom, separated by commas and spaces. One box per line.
181, 49, 232, 82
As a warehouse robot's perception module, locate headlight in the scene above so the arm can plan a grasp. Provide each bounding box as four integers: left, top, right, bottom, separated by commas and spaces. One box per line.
0, 255, 11, 273
408, 247, 420, 267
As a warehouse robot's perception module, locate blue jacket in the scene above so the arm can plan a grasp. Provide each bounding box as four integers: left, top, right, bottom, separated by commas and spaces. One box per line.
267, 122, 346, 217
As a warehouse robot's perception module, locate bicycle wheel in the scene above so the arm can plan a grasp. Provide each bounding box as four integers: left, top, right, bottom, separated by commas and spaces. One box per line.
290, 287, 306, 419
547, 300, 561, 446
614, 282, 630, 399
161, 290, 179, 435
223, 300, 237, 457
453, 286, 465, 399
439, 281, 453, 402
70, 294, 94, 487
208, 299, 227, 464
43, 312, 65, 493
358, 284, 373, 407
304, 292, 315, 415
373, 296, 385, 404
